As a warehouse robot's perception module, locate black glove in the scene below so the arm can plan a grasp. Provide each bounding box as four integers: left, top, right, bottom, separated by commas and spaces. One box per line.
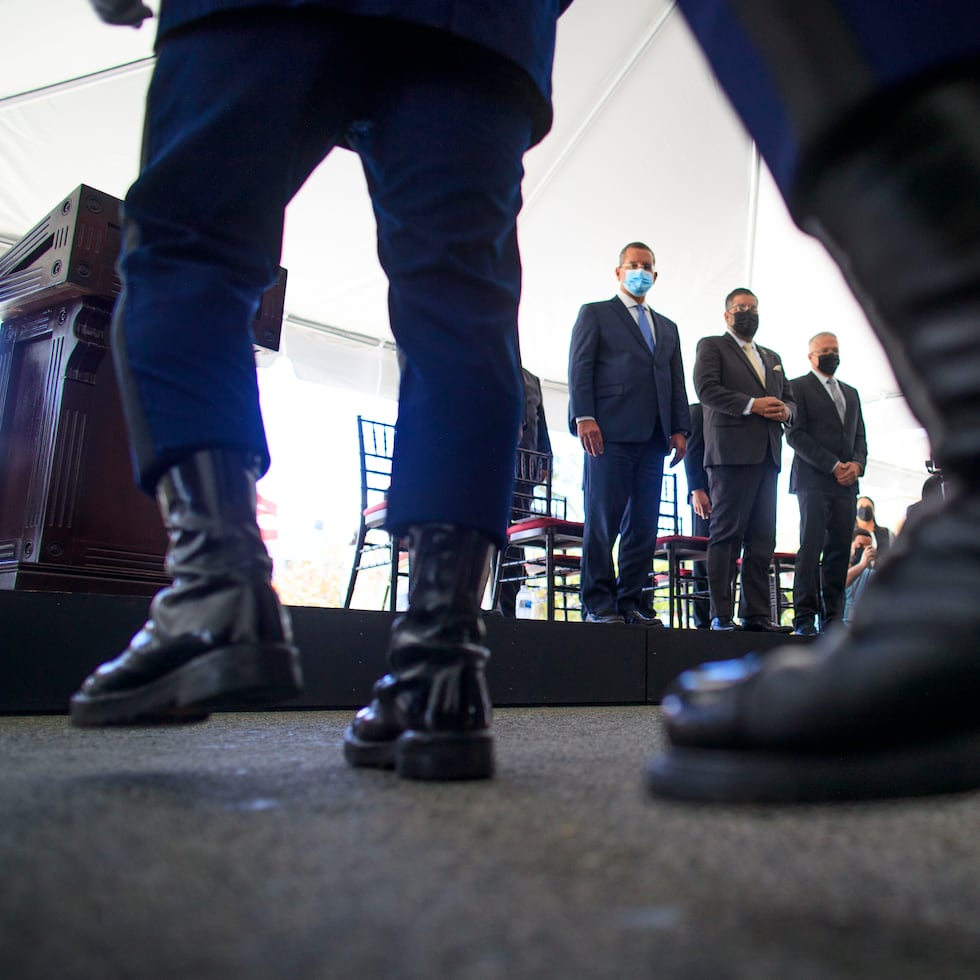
88, 0, 154, 27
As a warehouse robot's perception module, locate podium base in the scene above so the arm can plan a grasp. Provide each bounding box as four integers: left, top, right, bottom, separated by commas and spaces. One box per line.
0, 557, 168, 597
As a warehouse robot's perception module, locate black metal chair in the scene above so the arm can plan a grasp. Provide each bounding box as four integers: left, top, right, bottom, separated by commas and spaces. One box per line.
649, 473, 710, 627
769, 551, 797, 625
343, 415, 406, 611
652, 534, 710, 628
492, 448, 584, 621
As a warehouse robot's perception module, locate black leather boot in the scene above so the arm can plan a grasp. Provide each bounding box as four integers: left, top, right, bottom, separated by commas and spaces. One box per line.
344, 524, 495, 781
649, 73, 980, 802
70, 449, 303, 725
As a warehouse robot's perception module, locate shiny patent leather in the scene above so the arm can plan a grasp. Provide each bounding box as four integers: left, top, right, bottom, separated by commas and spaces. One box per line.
70, 449, 302, 725
345, 523, 495, 780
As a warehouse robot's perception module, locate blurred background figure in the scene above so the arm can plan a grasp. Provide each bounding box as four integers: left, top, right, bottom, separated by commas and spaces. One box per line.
842, 527, 876, 626
786, 332, 867, 635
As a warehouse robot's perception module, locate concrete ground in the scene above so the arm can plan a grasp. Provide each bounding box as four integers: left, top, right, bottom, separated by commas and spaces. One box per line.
3, 707, 980, 979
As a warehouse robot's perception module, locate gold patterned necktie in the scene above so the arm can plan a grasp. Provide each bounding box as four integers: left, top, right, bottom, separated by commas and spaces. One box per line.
743, 342, 764, 384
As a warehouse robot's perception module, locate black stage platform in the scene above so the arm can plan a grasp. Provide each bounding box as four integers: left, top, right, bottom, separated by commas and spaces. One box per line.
0, 590, 810, 714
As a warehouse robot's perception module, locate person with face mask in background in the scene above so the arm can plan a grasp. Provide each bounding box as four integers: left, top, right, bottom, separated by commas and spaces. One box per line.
843, 528, 877, 626
854, 495, 893, 561
691, 288, 795, 632
786, 332, 868, 634
567, 242, 691, 624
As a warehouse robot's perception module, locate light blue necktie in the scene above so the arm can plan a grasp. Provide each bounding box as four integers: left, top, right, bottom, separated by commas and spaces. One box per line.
636, 304, 655, 353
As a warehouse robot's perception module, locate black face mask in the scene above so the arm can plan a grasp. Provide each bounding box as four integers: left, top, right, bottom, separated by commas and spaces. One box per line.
732, 310, 759, 339
856, 505, 874, 522
817, 353, 840, 375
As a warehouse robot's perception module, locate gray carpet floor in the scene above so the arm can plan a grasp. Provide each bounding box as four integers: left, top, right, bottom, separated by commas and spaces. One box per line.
3, 707, 980, 979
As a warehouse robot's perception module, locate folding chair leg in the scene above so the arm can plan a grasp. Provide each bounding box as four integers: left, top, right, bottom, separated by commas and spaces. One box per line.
344, 523, 368, 609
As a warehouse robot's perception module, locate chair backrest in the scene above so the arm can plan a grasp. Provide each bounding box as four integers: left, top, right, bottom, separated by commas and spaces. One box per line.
513, 447, 556, 520
357, 415, 396, 512
659, 472, 680, 537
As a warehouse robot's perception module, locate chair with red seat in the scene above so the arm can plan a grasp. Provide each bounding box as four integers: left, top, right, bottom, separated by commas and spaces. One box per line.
769, 551, 797, 626
652, 534, 710, 628
492, 447, 584, 621
649, 473, 710, 628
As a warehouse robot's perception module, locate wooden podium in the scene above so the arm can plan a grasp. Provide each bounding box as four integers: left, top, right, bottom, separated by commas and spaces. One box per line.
0, 185, 285, 596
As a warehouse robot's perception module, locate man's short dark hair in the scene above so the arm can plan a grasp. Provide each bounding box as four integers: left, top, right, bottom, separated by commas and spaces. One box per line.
725, 287, 757, 309
618, 242, 655, 267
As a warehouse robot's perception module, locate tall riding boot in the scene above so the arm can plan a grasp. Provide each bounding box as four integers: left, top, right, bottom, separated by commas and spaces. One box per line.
344, 524, 495, 781
649, 71, 980, 802
70, 449, 303, 725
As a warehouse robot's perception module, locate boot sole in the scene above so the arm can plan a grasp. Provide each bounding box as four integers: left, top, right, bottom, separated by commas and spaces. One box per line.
69, 642, 303, 727
342, 727, 397, 770
396, 730, 494, 781
648, 729, 980, 804
342, 729, 494, 779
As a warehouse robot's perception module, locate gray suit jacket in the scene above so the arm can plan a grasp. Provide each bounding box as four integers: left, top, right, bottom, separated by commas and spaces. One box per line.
787, 371, 867, 495
567, 296, 690, 443
693, 332, 794, 469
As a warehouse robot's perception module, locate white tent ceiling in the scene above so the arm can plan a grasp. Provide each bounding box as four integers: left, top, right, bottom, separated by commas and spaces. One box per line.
1, 0, 931, 526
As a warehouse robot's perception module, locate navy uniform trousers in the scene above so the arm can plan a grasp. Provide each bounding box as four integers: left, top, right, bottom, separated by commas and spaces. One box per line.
113, 9, 542, 548
676, 1, 980, 198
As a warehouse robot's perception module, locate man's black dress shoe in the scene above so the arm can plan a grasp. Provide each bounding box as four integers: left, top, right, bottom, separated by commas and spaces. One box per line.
622, 607, 664, 627
585, 612, 626, 624
741, 619, 793, 633
792, 624, 820, 636
710, 617, 739, 631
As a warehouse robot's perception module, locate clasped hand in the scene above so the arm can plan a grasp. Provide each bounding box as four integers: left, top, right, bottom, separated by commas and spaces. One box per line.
752, 396, 789, 422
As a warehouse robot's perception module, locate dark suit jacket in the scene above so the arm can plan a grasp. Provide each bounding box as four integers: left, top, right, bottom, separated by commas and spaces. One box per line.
567, 296, 690, 443
683, 403, 708, 496
692, 332, 795, 469
520, 368, 551, 455
787, 372, 868, 496
518, 367, 552, 485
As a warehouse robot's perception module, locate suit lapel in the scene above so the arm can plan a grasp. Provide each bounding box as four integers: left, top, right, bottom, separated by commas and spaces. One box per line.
760, 346, 775, 393
727, 333, 766, 390
612, 296, 655, 357
840, 380, 855, 425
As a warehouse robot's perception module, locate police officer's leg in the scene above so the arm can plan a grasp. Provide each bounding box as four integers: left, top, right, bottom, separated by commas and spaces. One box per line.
651, 2, 980, 800
343, 36, 535, 780
72, 9, 371, 725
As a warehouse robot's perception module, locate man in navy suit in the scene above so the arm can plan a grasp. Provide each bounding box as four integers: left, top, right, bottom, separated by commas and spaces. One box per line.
567, 243, 690, 625
786, 333, 868, 635
73, 0, 572, 783
693, 288, 795, 632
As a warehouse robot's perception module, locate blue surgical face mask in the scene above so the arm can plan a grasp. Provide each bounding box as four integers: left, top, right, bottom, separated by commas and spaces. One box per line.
623, 269, 654, 296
